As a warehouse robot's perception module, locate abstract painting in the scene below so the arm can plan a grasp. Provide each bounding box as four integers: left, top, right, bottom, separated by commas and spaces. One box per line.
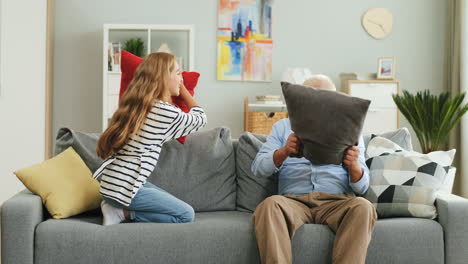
217, 0, 273, 81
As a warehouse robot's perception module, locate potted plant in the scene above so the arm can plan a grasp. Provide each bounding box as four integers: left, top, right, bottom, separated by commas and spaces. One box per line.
123, 37, 145, 57
393, 90, 468, 153
393, 90, 468, 193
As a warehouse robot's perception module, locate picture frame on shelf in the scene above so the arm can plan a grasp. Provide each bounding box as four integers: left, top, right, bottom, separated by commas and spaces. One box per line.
108, 42, 121, 72
110, 42, 121, 73
377, 57, 395, 80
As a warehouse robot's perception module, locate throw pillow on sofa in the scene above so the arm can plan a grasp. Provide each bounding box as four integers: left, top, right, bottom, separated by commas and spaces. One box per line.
281, 81, 370, 165
149, 127, 237, 212
14, 147, 102, 219
363, 127, 413, 153
119, 50, 200, 144
55, 127, 103, 173
364, 136, 455, 219
236, 132, 278, 212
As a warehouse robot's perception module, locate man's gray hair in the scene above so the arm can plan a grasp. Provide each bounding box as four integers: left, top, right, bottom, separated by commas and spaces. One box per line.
302, 74, 337, 91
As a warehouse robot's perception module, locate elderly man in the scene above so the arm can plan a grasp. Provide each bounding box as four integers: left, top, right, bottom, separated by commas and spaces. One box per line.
251, 75, 377, 264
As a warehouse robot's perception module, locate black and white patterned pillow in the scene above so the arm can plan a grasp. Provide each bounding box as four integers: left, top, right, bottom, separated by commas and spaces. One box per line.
364, 136, 455, 219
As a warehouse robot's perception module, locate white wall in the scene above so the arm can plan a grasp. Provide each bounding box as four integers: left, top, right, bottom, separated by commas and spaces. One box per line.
0, 0, 47, 261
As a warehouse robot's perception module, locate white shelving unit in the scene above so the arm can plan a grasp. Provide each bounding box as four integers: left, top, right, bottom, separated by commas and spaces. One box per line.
102, 24, 195, 130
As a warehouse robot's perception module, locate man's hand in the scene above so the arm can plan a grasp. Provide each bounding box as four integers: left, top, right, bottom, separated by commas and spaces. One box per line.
283, 133, 301, 156
343, 146, 363, 183
273, 133, 301, 167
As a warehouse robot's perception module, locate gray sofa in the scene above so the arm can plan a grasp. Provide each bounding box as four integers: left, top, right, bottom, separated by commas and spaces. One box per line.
2, 127, 468, 264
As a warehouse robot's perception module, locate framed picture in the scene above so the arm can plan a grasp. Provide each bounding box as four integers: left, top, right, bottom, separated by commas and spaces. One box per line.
377, 57, 396, 79
217, 0, 274, 82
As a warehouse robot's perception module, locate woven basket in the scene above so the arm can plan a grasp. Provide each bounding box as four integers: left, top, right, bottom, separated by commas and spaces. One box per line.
246, 111, 288, 135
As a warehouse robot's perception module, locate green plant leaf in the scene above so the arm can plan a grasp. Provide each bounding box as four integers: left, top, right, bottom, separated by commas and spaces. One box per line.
123, 37, 145, 57
393, 89, 468, 153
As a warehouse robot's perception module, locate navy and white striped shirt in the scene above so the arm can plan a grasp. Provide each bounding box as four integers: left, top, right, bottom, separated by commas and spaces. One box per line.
93, 100, 207, 206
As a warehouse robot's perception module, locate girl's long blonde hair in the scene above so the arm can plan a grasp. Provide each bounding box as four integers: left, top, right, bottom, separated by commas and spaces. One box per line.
97, 52, 176, 159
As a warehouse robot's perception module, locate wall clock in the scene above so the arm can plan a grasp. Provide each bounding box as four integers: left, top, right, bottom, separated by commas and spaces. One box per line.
362, 8, 393, 39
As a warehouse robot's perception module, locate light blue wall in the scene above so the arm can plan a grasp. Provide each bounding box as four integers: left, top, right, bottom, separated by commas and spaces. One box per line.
53, 0, 449, 142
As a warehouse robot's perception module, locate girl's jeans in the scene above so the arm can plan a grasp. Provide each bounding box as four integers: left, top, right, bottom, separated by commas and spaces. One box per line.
104, 182, 195, 223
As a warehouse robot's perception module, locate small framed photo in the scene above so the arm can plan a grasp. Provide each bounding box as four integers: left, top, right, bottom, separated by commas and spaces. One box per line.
377, 57, 396, 79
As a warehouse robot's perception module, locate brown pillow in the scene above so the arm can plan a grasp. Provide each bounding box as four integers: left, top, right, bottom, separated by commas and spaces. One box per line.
281, 81, 370, 165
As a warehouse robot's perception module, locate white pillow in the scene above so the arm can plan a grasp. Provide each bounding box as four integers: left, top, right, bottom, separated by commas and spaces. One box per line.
364, 136, 455, 219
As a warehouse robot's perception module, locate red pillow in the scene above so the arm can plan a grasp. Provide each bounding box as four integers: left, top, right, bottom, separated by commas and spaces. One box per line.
170, 71, 200, 144
119, 50, 200, 144
119, 50, 143, 100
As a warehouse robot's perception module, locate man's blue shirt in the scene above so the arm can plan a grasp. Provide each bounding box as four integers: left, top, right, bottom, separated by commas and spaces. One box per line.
251, 118, 370, 196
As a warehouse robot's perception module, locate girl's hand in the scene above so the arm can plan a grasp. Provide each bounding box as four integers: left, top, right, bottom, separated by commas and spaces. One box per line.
179, 83, 198, 108
179, 82, 187, 91
179, 83, 192, 99
179, 83, 188, 94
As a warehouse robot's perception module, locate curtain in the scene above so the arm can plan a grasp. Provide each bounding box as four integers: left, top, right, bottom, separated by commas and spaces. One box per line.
448, 0, 468, 198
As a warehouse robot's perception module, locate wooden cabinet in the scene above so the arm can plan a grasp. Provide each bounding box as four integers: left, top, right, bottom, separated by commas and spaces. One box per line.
344, 80, 400, 135
244, 97, 288, 135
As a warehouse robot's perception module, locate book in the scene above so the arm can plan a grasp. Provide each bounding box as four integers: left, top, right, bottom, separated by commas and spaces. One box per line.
254, 100, 284, 105
256, 95, 281, 101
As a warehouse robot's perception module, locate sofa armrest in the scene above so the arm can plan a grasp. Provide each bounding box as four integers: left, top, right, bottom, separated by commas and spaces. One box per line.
1, 189, 44, 264
436, 192, 468, 264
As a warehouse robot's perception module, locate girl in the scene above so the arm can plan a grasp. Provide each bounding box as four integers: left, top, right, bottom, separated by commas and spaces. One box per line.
93, 52, 207, 225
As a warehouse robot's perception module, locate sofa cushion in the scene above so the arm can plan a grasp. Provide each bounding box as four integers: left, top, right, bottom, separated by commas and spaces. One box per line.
55, 127, 103, 173
236, 132, 277, 212
365, 218, 444, 263
14, 147, 102, 219
363, 127, 413, 153
281, 81, 370, 165
34, 212, 443, 264
293, 218, 444, 264
365, 136, 455, 219
149, 127, 237, 212
35, 211, 261, 264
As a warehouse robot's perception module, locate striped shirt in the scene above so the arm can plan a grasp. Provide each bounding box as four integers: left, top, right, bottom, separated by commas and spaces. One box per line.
93, 100, 207, 206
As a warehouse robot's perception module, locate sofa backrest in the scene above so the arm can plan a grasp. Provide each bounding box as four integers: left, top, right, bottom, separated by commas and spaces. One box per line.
149, 127, 237, 212
55, 127, 237, 213
54, 126, 414, 215
234, 132, 277, 212
232, 127, 414, 213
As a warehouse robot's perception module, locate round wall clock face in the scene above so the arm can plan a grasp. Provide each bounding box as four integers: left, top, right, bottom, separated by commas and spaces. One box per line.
362, 8, 393, 39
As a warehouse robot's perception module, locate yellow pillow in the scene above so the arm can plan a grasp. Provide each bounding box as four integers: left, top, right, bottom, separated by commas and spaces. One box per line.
14, 147, 102, 219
